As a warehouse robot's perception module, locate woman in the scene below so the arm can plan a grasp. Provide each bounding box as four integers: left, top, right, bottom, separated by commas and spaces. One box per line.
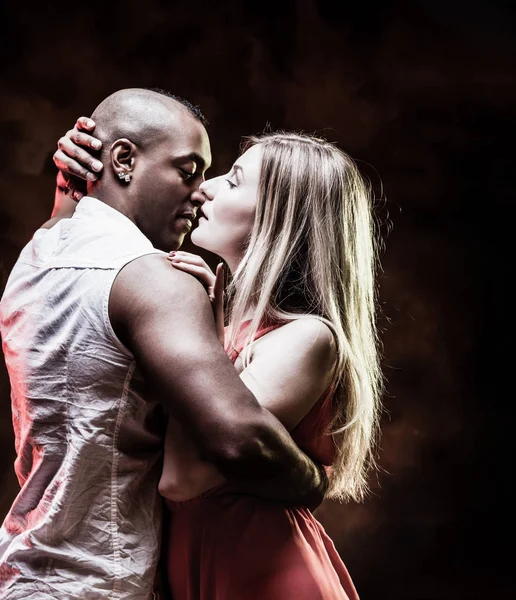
55, 125, 383, 600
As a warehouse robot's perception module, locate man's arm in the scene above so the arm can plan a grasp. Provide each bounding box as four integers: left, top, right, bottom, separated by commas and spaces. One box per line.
109, 254, 328, 507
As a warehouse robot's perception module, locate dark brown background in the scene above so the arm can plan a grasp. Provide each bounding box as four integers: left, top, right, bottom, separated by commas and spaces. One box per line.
0, 1, 513, 598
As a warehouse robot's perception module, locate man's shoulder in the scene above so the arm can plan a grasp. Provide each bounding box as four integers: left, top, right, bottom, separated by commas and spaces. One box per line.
108, 253, 214, 347
112, 253, 208, 307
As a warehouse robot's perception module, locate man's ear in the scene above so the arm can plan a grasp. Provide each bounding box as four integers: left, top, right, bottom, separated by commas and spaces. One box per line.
110, 138, 137, 178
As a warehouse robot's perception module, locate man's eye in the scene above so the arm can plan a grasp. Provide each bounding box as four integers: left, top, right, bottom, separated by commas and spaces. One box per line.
180, 169, 195, 180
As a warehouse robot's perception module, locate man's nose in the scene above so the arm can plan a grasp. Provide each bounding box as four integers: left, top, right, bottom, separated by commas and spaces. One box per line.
190, 189, 205, 208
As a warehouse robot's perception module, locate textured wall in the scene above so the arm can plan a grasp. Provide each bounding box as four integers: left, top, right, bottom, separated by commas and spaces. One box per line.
0, 1, 513, 598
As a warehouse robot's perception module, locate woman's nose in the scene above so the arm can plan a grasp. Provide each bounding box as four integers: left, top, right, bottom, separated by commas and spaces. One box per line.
191, 179, 213, 207
198, 178, 215, 201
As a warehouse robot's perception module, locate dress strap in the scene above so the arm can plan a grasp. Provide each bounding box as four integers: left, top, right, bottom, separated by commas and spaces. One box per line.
226, 321, 282, 364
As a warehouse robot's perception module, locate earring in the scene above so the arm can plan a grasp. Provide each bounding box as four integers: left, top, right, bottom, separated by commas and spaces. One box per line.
118, 171, 131, 183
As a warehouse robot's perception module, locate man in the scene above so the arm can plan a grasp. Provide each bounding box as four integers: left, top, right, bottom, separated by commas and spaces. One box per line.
0, 88, 327, 599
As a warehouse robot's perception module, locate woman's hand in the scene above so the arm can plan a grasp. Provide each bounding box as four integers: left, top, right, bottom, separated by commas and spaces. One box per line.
53, 117, 104, 201
167, 251, 225, 345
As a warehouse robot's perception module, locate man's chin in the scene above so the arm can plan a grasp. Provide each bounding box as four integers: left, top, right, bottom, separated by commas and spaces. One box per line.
151, 235, 182, 253
168, 235, 184, 252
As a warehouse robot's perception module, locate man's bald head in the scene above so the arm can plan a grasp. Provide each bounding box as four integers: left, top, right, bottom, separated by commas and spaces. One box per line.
86, 87, 212, 252
91, 88, 206, 157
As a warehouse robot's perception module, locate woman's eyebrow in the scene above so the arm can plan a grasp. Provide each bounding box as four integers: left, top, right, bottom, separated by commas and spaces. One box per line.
232, 164, 244, 181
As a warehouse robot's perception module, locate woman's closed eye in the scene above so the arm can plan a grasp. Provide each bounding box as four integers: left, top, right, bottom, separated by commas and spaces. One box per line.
225, 179, 237, 189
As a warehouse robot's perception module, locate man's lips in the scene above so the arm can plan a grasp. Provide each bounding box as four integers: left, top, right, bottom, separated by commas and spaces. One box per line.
177, 212, 195, 221
175, 212, 195, 232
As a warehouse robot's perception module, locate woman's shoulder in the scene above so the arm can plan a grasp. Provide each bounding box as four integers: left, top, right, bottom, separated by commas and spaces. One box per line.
255, 317, 336, 366
282, 316, 334, 338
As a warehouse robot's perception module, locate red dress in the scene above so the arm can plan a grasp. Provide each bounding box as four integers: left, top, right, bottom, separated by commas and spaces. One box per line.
165, 324, 359, 600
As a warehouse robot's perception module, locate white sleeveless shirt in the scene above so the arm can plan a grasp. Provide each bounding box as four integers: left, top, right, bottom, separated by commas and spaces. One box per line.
0, 197, 166, 599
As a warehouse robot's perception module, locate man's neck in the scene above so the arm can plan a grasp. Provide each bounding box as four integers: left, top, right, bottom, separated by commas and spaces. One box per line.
87, 184, 136, 224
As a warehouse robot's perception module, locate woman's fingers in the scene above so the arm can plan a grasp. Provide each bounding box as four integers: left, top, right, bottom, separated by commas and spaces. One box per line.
56, 170, 87, 200
59, 133, 103, 172
167, 258, 215, 290
70, 188, 85, 201
72, 117, 102, 150
70, 129, 102, 151
213, 263, 225, 345
169, 257, 225, 345
53, 149, 95, 182
56, 170, 70, 191
169, 251, 212, 270
213, 263, 224, 305
54, 136, 103, 180
76, 116, 96, 131
52, 117, 103, 181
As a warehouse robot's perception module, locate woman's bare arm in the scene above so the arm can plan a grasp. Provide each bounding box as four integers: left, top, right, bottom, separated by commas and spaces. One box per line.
39, 174, 80, 230
51, 173, 79, 218
158, 318, 335, 502
237, 319, 336, 431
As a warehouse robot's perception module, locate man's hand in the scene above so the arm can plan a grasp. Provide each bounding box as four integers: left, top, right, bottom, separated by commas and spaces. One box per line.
110, 254, 327, 508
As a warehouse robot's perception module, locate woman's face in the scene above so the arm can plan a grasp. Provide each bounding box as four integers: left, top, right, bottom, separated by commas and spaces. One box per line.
191, 144, 262, 269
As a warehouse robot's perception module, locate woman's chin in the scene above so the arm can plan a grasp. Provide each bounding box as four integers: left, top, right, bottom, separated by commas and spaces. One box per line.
190, 229, 209, 251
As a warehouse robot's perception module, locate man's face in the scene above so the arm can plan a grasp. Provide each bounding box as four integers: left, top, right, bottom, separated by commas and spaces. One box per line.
131, 115, 212, 251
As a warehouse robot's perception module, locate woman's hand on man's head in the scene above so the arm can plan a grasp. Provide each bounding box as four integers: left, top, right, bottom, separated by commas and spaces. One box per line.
53, 117, 104, 201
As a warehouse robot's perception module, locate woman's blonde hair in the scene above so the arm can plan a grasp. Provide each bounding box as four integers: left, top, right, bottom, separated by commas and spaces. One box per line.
225, 131, 383, 502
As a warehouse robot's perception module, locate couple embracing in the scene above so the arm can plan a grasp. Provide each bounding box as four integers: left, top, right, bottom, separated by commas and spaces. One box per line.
0, 88, 382, 599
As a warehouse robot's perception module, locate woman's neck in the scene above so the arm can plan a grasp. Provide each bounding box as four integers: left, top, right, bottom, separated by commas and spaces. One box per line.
223, 254, 241, 275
